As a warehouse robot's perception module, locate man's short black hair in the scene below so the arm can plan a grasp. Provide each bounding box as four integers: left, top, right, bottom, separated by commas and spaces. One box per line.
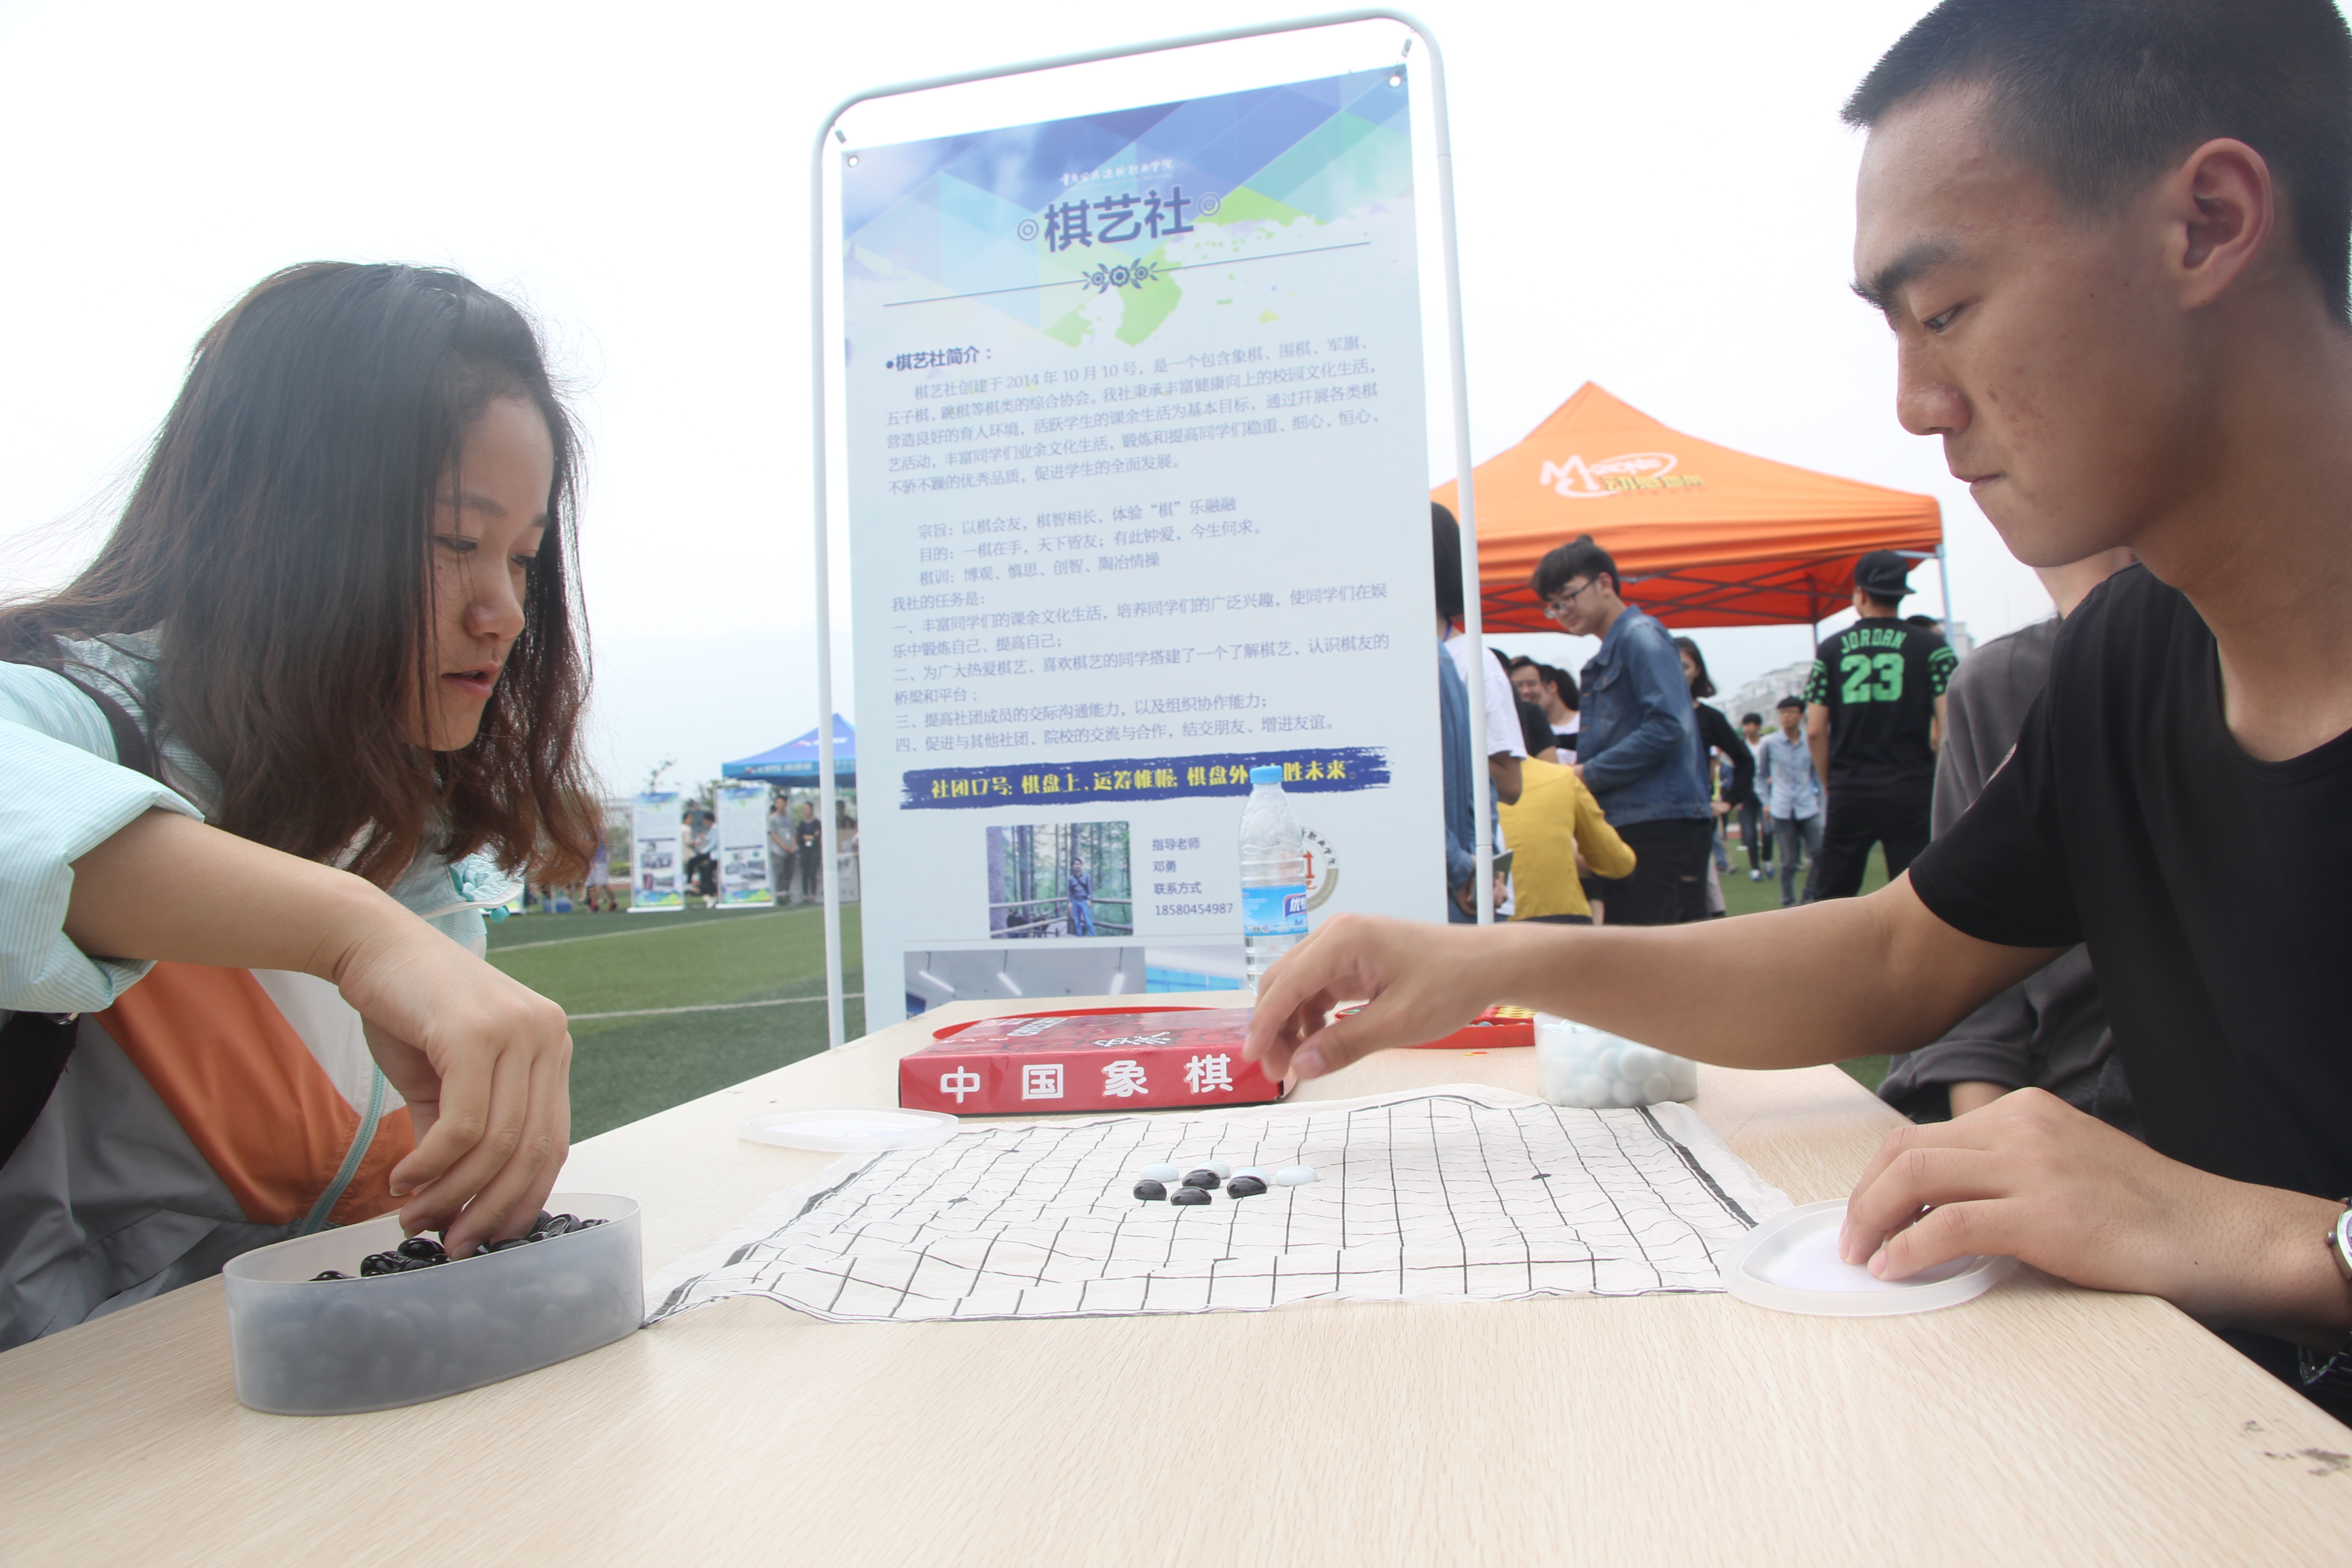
1516, 697, 1556, 759
1544, 664, 1580, 711
1530, 533, 1620, 601
1906, 613, 1942, 628
1843, 0, 2352, 319
1432, 502, 1465, 623
1741, 712, 1764, 727
1506, 654, 1538, 672
1777, 694, 1806, 711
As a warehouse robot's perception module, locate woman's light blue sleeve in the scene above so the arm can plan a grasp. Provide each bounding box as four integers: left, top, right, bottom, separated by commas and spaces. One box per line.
0, 669, 204, 1012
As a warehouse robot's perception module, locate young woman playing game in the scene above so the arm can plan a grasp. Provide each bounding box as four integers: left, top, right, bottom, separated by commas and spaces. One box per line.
0, 263, 598, 1347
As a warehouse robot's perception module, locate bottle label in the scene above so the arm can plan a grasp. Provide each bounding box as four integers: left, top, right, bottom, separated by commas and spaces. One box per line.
1242, 885, 1308, 937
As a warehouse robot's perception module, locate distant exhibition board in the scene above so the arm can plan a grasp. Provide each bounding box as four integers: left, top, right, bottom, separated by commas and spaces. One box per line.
844, 67, 1443, 1027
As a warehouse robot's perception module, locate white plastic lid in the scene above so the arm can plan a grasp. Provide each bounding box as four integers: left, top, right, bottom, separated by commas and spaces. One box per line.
738, 1106, 960, 1152
1721, 1200, 2012, 1317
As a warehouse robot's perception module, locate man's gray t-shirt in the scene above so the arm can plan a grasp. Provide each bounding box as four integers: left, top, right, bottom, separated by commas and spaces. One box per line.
1878, 617, 2138, 1132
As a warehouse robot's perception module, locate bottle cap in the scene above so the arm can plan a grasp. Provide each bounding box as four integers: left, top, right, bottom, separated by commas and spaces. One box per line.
1249, 765, 1283, 784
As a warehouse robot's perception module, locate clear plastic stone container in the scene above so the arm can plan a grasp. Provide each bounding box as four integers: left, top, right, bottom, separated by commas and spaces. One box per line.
1534, 1015, 1699, 1108
222, 1192, 642, 1416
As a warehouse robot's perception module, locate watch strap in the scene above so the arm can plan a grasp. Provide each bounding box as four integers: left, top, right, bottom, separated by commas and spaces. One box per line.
2305, 1202, 2352, 1390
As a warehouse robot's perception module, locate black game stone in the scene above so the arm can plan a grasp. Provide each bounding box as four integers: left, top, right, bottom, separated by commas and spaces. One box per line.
1134, 1179, 1168, 1201
314, 1210, 614, 1280
1225, 1176, 1269, 1199
1170, 1186, 1212, 1206
1181, 1168, 1222, 1190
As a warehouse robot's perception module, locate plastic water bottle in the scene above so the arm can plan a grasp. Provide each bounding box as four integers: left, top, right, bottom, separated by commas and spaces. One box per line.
1239, 764, 1309, 990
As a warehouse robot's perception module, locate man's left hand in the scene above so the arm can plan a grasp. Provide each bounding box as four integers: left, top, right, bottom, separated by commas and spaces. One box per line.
1840, 1088, 2348, 1337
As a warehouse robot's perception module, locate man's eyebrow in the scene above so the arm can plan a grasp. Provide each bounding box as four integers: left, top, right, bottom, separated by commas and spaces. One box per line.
1851, 239, 1957, 315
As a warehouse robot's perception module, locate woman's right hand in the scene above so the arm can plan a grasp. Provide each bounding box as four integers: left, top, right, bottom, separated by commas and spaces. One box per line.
333, 920, 572, 1254
67, 809, 572, 1256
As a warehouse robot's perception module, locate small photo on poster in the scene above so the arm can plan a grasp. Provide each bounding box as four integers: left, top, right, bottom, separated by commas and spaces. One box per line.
986, 820, 1131, 939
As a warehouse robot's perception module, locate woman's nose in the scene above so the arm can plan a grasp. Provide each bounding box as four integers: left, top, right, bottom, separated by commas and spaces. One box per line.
468, 561, 527, 640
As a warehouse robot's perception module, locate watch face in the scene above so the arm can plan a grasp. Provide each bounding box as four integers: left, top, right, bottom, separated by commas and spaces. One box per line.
2335, 1210, 2352, 1282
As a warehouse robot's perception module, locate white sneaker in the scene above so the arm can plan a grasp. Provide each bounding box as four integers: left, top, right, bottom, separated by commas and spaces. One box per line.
1749, 870, 1764, 881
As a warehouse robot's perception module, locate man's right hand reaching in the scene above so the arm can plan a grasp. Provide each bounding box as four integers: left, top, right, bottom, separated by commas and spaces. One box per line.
1243, 913, 1512, 1082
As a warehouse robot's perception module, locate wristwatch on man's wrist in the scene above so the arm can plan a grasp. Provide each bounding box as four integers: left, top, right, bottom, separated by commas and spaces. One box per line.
2302, 1200, 2352, 1389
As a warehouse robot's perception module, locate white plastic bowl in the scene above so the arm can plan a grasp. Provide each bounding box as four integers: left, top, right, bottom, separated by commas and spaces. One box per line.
223, 1192, 642, 1415
1534, 1014, 1698, 1108
1721, 1199, 2013, 1316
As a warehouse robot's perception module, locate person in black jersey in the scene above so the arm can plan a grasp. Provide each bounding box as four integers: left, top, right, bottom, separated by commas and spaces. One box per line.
1240, 0, 2352, 1417
1803, 552, 1957, 897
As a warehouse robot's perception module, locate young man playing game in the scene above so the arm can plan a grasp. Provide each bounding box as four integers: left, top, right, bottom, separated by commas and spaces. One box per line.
1245, 0, 2352, 1406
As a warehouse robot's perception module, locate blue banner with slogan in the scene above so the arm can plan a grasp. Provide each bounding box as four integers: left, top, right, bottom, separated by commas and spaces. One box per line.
902, 746, 1390, 809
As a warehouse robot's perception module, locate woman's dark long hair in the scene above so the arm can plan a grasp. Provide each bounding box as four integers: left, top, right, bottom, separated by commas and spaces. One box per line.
0, 263, 599, 886
1671, 635, 1717, 700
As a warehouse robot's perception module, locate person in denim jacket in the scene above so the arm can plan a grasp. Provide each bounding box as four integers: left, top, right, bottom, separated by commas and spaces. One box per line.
1529, 534, 1713, 924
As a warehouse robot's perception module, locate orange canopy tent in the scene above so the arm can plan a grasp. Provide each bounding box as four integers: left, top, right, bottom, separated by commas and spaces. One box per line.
1433, 383, 1943, 632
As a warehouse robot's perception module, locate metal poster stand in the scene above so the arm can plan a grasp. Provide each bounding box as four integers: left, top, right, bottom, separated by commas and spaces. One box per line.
808, 10, 1486, 1049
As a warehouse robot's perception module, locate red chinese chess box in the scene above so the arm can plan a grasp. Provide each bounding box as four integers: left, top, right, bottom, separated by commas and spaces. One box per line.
1324, 1002, 1537, 1049
902, 1006, 1284, 1115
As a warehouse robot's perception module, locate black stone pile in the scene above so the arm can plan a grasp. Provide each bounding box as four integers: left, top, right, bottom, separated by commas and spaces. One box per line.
1132, 1164, 1275, 1205
310, 1212, 608, 1281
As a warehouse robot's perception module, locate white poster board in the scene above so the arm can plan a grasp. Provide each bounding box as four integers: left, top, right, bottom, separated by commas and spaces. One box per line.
631, 789, 685, 912
845, 67, 1442, 1026
716, 784, 777, 908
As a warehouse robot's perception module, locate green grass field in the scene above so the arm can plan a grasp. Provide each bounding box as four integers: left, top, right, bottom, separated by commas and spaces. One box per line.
498, 834, 1888, 1140
1717, 827, 1892, 1092
488, 903, 864, 1139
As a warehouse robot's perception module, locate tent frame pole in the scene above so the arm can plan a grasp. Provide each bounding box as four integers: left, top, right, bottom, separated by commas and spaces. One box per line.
809, 10, 1475, 1044
1936, 541, 1955, 634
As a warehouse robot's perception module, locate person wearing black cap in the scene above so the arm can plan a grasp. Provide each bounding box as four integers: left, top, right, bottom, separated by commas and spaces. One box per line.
1800, 550, 1957, 899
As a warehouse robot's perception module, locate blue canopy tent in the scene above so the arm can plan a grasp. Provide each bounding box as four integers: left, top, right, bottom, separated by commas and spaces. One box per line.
721, 715, 856, 782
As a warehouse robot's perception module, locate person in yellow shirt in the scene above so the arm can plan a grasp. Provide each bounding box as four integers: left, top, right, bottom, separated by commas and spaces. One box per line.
1498, 700, 1634, 924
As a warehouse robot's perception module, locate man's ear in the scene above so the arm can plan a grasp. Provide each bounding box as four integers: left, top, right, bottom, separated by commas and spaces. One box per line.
2161, 138, 2277, 310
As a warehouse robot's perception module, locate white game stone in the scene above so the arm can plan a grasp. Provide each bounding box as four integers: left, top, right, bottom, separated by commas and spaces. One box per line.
1274, 1165, 1318, 1186
1205, 1161, 1232, 1180
1138, 1163, 1180, 1182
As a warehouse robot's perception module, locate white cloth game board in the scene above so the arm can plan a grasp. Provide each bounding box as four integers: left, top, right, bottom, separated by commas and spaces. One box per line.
645, 1085, 1791, 1324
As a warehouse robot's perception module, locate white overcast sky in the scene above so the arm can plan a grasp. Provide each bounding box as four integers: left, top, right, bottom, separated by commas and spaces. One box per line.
0, 0, 2064, 793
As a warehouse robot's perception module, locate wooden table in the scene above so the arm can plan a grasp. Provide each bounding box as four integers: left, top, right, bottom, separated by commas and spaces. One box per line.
6, 993, 2350, 1566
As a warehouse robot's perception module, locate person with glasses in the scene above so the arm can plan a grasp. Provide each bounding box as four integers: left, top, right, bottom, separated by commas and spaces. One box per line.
1527, 534, 1713, 925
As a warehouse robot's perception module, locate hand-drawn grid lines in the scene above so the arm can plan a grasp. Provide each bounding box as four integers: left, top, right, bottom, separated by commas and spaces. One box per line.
651, 1092, 1777, 1323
